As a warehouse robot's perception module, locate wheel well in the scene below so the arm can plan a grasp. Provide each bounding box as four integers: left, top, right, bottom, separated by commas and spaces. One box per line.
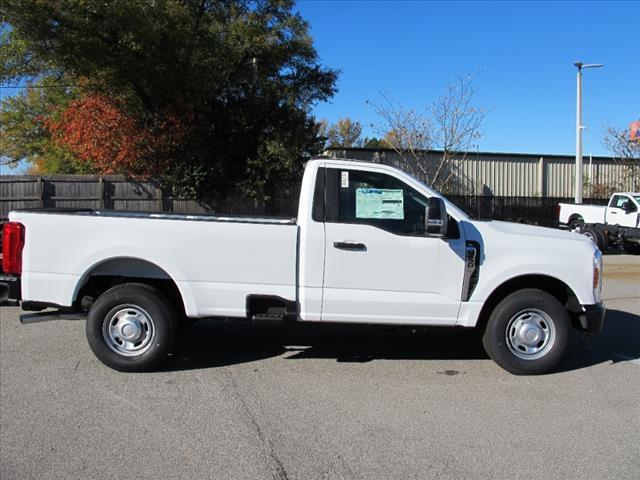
568, 214, 584, 226
74, 258, 186, 317
475, 275, 579, 333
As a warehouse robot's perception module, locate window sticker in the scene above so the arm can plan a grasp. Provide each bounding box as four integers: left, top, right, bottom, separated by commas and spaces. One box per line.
341, 171, 349, 188
356, 188, 404, 219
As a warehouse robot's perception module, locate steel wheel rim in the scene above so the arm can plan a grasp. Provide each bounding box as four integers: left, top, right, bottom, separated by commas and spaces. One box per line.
103, 305, 155, 357
582, 231, 595, 242
505, 308, 556, 360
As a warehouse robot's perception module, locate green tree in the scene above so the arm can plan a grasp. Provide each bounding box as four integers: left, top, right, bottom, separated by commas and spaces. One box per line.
0, 75, 96, 174
1, 0, 337, 202
327, 117, 363, 148
362, 137, 389, 148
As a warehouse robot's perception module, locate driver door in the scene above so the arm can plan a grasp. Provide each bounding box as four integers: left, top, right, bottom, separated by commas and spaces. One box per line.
320, 167, 467, 326
606, 195, 638, 228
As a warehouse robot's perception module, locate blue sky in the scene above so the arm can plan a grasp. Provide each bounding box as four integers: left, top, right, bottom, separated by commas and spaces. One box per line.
296, 0, 640, 156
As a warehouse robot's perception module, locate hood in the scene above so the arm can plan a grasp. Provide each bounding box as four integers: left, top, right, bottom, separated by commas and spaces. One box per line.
467, 220, 594, 245
488, 221, 591, 242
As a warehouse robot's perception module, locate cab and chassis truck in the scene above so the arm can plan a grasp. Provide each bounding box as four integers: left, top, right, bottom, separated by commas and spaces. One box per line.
0, 158, 605, 375
558, 192, 640, 254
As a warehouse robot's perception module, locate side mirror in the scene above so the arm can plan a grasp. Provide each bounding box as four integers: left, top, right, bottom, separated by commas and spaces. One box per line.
425, 197, 448, 237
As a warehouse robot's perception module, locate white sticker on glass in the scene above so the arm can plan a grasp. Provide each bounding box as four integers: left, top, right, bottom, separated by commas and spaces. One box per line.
341, 171, 349, 188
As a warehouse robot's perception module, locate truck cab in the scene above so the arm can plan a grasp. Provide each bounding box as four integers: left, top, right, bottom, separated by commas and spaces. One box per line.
605, 193, 640, 228
298, 161, 468, 325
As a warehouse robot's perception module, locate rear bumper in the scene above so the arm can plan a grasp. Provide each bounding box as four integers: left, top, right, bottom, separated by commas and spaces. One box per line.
578, 302, 605, 335
0, 275, 21, 306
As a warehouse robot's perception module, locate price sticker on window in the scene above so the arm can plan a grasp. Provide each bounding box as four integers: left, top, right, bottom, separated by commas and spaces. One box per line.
356, 188, 404, 219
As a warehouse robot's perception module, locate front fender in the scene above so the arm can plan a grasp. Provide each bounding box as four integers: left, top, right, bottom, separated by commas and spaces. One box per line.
470, 260, 595, 306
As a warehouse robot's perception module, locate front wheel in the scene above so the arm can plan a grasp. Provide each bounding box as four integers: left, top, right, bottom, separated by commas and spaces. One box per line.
482, 289, 570, 375
86, 283, 177, 372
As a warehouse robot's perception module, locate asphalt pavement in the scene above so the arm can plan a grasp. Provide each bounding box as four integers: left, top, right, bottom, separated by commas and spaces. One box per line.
1, 255, 639, 480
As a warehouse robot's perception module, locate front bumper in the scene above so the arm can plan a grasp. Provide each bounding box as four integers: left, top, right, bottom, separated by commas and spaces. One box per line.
578, 302, 605, 335
0, 275, 21, 306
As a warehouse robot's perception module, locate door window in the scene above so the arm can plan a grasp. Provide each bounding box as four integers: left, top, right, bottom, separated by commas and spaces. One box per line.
611, 195, 636, 211
331, 169, 429, 236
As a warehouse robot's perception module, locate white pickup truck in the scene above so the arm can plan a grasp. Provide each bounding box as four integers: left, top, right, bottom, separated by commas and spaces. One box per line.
1, 158, 605, 375
558, 193, 640, 253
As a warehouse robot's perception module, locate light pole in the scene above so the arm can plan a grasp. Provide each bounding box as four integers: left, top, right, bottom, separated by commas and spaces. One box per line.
574, 61, 603, 203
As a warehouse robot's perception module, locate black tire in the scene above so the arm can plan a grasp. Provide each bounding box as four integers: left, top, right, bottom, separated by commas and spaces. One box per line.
568, 215, 584, 230
86, 283, 176, 372
600, 229, 610, 251
594, 228, 607, 252
623, 241, 640, 255
600, 231, 611, 253
482, 289, 570, 375
581, 226, 605, 252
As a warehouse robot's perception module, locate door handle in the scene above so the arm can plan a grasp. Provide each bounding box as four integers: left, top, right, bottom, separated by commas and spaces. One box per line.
333, 241, 367, 251
610, 211, 618, 214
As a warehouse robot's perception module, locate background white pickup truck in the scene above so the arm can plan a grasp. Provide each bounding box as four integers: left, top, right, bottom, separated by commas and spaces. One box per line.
1, 158, 605, 375
558, 193, 640, 254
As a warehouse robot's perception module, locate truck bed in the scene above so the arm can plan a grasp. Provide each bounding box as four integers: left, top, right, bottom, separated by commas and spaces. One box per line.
9, 209, 298, 318
12, 208, 297, 225
558, 203, 606, 225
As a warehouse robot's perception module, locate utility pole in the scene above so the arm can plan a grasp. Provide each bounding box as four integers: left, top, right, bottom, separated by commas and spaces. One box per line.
573, 61, 603, 203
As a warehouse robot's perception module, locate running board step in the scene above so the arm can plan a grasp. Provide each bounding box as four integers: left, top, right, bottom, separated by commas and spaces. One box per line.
251, 306, 295, 323
251, 312, 286, 322
20, 311, 87, 324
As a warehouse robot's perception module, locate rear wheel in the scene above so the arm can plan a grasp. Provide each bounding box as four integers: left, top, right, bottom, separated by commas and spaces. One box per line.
581, 226, 606, 252
482, 289, 570, 375
86, 283, 176, 372
568, 215, 584, 230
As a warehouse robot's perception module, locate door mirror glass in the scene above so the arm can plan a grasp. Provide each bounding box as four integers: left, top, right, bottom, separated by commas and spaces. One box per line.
425, 197, 448, 237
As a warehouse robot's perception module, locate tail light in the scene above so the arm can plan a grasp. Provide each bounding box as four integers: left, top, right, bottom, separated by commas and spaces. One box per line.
593, 250, 602, 291
2, 222, 25, 275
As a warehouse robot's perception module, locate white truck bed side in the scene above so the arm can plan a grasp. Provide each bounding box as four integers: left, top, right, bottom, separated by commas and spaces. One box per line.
9, 211, 298, 317
558, 203, 606, 225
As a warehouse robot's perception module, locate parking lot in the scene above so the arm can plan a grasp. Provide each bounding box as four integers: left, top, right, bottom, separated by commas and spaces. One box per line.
1, 254, 638, 480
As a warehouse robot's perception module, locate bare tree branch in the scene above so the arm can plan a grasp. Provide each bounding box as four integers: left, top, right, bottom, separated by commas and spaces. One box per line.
601, 125, 640, 192
368, 73, 486, 194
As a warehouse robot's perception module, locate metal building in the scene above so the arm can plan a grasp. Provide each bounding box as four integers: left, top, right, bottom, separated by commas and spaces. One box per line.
325, 148, 638, 197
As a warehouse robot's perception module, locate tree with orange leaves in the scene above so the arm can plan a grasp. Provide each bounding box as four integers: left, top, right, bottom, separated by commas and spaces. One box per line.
46, 94, 168, 176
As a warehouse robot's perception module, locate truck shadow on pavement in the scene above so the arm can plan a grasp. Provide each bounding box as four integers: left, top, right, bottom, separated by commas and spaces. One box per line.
558, 308, 640, 372
162, 308, 640, 373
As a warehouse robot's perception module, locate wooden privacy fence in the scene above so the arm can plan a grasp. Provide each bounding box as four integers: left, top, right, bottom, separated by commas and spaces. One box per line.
0, 175, 300, 219
1, 174, 608, 227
